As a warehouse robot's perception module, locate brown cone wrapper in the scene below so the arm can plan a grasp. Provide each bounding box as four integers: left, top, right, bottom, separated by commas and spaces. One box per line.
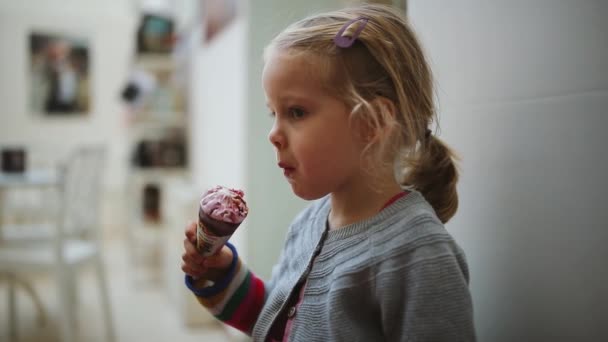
196, 209, 241, 257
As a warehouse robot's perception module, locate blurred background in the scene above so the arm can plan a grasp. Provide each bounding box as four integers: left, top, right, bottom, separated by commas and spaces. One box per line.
0, 0, 606, 341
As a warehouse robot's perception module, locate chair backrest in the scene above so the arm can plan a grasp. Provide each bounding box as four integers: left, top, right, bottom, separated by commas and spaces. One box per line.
58, 146, 106, 241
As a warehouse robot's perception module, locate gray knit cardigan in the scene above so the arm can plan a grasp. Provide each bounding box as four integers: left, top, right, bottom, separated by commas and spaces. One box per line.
251, 191, 476, 341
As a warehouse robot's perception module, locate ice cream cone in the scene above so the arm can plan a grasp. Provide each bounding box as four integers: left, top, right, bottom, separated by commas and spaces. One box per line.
196, 186, 248, 257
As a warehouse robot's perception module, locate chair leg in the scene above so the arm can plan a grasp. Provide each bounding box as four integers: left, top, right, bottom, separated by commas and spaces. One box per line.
56, 270, 76, 342
95, 257, 116, 342
7, 273, 18, 342
66, 271, 78, 327
12, 275, 47, 327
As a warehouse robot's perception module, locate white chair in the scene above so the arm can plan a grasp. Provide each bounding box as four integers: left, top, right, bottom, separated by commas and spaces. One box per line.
0, 146, 115, 342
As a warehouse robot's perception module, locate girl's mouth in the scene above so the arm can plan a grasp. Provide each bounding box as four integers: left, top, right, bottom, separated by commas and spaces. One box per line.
278, 162, 295, 178
283, 168, 295, 177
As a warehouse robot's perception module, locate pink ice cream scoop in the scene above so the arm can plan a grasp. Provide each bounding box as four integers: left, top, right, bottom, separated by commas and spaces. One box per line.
196, 186, 248, 256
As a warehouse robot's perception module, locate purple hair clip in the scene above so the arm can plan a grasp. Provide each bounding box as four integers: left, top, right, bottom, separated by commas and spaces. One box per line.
333, 16, 369, 48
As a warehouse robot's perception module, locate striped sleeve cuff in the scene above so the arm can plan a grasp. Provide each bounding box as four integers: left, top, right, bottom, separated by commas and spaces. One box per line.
184, 242, 266, 333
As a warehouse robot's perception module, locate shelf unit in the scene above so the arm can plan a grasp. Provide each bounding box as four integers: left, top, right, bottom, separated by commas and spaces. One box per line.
124, 52, 191, 285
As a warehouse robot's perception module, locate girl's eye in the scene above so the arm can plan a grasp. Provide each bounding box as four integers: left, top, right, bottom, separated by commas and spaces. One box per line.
268, 111, 276, 118
289, 108, 306, 119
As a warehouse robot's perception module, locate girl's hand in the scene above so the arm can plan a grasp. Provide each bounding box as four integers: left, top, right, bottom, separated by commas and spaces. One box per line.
181, 220, 233, 279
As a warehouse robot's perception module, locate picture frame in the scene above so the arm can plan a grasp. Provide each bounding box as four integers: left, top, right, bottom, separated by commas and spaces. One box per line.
28, 31, 91, 116
136, 14, 175, 55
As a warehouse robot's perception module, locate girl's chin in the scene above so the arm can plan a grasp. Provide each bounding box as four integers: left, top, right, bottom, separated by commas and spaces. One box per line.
291, 185, 328, 201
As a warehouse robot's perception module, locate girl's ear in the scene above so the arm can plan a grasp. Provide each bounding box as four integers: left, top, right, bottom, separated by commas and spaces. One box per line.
366, 96, 397, 142
350, 96, 398, 144
372, 96, 397, 122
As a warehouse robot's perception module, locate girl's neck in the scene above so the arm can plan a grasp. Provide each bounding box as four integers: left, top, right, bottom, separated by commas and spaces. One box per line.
328, 176, 403, 230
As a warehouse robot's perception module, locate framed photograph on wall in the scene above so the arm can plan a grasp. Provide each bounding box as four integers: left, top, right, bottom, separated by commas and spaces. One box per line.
136, 14, 175, 55
29, 31, 91, 116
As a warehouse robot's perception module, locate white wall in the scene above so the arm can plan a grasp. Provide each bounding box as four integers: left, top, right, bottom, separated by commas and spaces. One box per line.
0, 1, 137, 229
190, 15, 248, 256
409, 0, 608, 340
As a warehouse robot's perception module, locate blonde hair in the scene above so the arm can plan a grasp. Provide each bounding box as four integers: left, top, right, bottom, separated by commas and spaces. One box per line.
265, 4, 459, 223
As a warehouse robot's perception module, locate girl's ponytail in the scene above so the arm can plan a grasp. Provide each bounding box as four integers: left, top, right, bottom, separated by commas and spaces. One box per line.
402, 134, 459, 223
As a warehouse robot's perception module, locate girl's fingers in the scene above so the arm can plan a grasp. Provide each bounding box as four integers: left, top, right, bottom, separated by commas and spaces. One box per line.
203, 247, 233, 268
183, 237, 198, 255
181, 252, 201, 265
181, 221, 212, 278
185, 221, 197, 242
182, 239, 204, 264
182, 224, 234, 274
187, 262, 205, 273
181, 263, 206, 277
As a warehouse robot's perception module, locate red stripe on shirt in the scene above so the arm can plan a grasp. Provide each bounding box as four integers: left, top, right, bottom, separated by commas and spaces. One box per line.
225, 273, 266, 332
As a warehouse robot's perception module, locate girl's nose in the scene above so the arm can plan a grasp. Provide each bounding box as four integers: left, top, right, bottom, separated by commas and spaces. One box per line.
268, 121, 286, 149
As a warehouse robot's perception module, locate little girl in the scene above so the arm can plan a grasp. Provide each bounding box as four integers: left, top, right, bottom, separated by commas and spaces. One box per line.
182, 4, 475, 341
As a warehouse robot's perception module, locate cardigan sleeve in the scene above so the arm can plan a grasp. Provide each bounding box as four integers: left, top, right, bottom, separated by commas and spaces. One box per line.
184, 242, 266, 334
